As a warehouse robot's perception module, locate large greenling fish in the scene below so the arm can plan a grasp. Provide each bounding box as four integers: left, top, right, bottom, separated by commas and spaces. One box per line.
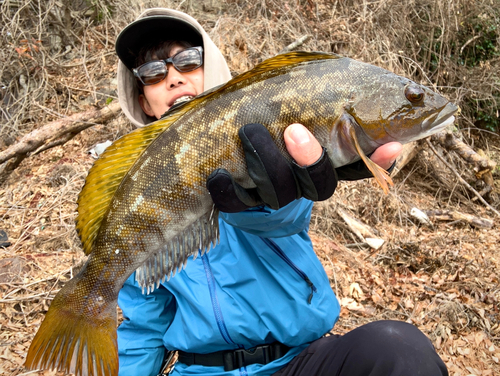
25, 52, 457, 376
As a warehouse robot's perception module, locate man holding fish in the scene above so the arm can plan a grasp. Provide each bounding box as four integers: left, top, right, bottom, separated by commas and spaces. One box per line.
25, 7, 455, 376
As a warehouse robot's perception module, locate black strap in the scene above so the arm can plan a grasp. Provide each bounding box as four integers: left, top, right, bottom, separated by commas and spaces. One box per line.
177, 342, 290, 371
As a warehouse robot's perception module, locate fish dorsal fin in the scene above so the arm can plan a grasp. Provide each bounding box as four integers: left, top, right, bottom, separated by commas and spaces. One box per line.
135, 207, 220, 294
76, 109, 188, 255
76, 51, 339, 255
216, 51, 340, 90
163, 51, 341, 110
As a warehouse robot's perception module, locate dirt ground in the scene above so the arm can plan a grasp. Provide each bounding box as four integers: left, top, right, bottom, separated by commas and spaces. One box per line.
1, 1, 499, 375
1, 106, 499, 376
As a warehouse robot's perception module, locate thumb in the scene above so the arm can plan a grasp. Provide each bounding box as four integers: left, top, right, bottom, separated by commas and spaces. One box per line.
284, 123, 323, 167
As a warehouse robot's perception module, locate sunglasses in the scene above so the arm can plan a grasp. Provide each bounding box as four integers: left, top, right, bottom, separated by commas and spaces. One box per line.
133, 46, 204, 86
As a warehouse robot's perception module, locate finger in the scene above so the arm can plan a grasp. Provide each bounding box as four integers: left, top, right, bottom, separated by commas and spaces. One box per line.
206, 168, 261, 212
284, 123, 323, 167
369, 142, 403, 170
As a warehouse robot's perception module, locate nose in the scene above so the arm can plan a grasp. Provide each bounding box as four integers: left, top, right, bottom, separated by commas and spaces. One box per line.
165, 65, 186, 89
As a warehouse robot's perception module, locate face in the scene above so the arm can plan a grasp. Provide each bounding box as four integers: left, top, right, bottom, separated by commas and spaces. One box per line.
139, 44, 204, 119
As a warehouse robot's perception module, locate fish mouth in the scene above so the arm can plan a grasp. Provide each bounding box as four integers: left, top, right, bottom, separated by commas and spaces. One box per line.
422, 102, 458, 135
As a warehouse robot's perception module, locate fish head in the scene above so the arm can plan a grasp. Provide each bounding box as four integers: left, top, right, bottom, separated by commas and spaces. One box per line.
345, 71, 458, 145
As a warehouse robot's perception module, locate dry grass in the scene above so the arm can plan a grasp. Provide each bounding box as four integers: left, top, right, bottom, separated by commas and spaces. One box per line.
1, 0, 499, 375
2, 0, 499, 143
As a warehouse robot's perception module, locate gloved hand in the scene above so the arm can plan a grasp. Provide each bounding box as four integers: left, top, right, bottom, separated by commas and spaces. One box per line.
206, 123, 338, 213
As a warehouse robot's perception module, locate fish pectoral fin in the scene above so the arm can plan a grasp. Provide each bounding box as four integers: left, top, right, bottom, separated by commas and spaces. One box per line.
338, 113, 394, 194
350, 126, 394, 194
136, 208, 220, 294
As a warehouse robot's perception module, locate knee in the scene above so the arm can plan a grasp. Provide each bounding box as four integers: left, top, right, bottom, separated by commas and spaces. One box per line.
344, 320, 448, 375
363, 320, 429, 344
348, 320, 432, 353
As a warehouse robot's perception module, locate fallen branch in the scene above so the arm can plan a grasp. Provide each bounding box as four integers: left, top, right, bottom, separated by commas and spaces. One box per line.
392, 133, 497, 204
0, 101, 121, 184
337, 207, 385, 250
425, 139, 500, 219
432, 131, 497, 185
423, 209, 494, 229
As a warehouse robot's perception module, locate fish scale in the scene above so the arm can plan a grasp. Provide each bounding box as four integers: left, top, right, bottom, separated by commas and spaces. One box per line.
25, 51, 457, 376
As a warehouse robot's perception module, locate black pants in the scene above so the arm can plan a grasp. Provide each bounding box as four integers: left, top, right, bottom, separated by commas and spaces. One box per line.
273, 320, 448, 376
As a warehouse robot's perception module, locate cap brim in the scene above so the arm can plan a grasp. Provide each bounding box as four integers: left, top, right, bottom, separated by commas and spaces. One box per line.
116, 15, 203, 70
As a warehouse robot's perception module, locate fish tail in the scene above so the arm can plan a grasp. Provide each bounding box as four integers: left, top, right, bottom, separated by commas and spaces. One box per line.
25, 283, 118, 376
348, 127, 394, 194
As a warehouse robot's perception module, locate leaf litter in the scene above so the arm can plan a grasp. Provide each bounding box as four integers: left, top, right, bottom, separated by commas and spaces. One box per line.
1, 117, 499, 376
1, 1, 499, 375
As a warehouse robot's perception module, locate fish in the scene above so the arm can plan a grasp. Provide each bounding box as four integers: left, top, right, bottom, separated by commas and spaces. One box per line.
25, 51, 457, 376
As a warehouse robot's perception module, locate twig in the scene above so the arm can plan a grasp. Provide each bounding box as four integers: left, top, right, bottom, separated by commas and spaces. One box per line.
323, 252, 338, 297
1, 266, 73, 288
32, 132, 77, 155
279, 35, 311, 53
425, 139, 500, 218
460, 34, 482, 55
345, 242, 369, 249
45, 51, 115, 68
391, 142, 421, 177
0, 291, 58, 303
1, 266, 74, 300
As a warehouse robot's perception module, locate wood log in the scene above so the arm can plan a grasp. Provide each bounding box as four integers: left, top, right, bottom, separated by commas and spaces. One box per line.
0, 101, 121, 184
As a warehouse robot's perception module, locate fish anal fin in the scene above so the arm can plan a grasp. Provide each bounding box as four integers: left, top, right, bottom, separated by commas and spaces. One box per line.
136, 208, 220, 293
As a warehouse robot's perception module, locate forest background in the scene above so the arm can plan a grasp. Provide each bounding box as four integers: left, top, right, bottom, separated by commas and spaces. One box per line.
0, 0, 499, 375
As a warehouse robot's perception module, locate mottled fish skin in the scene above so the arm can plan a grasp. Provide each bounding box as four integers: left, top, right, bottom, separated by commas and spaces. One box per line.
25, 52, 457, 376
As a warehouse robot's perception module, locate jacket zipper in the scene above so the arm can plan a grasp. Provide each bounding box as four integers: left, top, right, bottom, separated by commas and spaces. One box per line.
200, 251, 239, 346
201, 252, 248, 375
260, 237, 317, 304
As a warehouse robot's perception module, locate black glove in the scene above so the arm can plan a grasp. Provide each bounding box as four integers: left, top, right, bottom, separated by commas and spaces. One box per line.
206, 123, 338, 213
335, 154, 396, 181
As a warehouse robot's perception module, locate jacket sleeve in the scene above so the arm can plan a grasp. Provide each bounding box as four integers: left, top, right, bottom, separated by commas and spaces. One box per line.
219, 198, 313, 238
118, 273, 176, 376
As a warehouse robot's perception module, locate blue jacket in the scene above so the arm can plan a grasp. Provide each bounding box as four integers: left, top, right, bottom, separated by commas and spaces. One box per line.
117, 199, 340, 376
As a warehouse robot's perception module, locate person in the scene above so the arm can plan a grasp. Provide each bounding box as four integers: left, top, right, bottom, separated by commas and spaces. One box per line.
114, 8, 448, 376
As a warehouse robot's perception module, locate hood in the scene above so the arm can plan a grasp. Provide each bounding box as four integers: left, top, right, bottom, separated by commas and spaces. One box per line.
116, 8, 232, 128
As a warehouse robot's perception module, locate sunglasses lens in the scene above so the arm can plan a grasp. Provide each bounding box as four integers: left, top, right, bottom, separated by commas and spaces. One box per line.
137, 61, 167, 85
136, 48, 203, 85
173, 48, 202, 72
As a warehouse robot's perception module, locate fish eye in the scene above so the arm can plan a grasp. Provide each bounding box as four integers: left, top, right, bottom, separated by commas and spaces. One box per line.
405, 85, 425, 103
